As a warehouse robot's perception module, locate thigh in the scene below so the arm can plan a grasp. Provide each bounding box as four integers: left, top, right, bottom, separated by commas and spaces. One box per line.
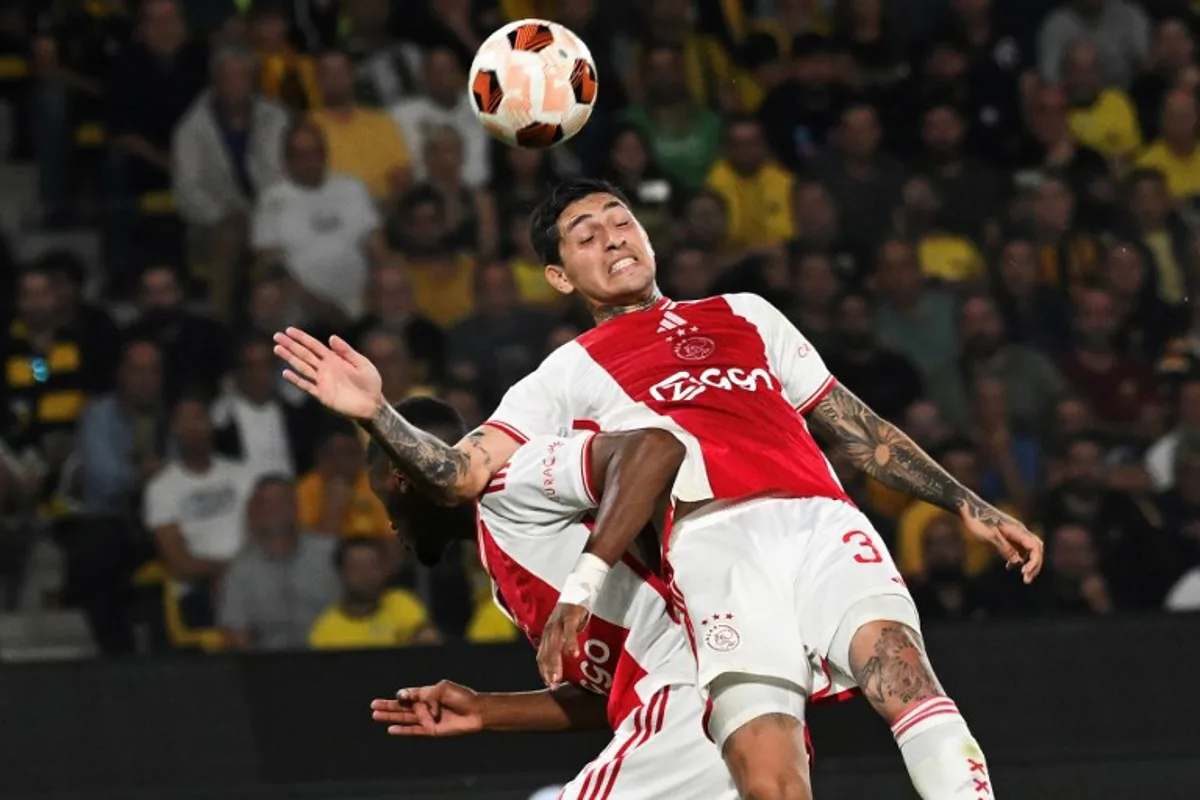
667, 505, 810, 695
561, 685, 737, 800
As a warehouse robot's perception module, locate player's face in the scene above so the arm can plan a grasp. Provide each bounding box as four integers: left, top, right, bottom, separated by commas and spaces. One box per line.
548, 193, 657, 307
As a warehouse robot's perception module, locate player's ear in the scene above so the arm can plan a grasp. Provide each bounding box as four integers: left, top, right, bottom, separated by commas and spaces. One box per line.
544, 264, 575, 295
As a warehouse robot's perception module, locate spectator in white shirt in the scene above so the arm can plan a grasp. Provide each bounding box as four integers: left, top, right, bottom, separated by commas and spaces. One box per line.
1038, 0, 1150, 90
252, 121, 389, 325
391, 45, 490, 188
172, 44, 290, 321
1145, 377, 1200, 491
143, 392, 249, 628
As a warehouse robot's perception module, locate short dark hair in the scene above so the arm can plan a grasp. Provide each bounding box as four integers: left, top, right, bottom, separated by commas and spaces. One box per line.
33, 250, 87, 287
364, 397, 467, 464
171, 386, 212, 413
334, 536, 385, 570
251, 473, 293, 497
530, 179, 630, 266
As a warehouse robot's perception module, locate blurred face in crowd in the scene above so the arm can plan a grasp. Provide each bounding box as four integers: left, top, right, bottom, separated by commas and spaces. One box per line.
924, 43, 968, 85
644, 47, 689, 106
404, 199, 447, 253
236, 341, 276, 404
1028, 86, 1071, 146
285, 124, 327, 187
794, 49, 836, 88
834, 293, 875, 352
1033, 178, 1074, 235
1073, 289, 1117, 350
140, 267, 183, 310
960, 296, 1006, 357
610, 129, 649, 181
998, 239, 1038, 299
1063, 438, 1106, 495
667, 248, 713, 300
444, 387, 483, 430
724, 119, 769, 175
17, 272, 57, 331
316, 51, 355, 108
922, 106, 965, 160
510, 213, 537, 260
839, 106, 881, 161
1055, 397, 1093, 436
1161, 89, 1199, 149
923, 517, 966, 581
684, 193, 728, 251
424, 126, 464, 184
141, 0, 186, 57
1062, 42, 1104, 106
370, 265, 415, 324
794, 182, 838, 242
973, 375, 1008, 427
249, 10, 288, 50
1102, 244, 1147, 300
340, 542, 389, 603
361, 332, 413, 401
546, 192, 658, 307
794, 253, 838, 310
1129, 174, 1170, 229
1154, 18, 1195, 73
172, 399, 213, 454
905, 400, 952, 450
248, 278, 286, 331
941, 447, 981, 492
900, 176, 940, 230
213, 53, 255, 112
425, 48, 466, 108
875, 239, 921, 305
248, 480, 298, 552
320, 433, 365, 483
119, 342, 163, 411
1050, 525, 1097, 582
476, 263, 519, 317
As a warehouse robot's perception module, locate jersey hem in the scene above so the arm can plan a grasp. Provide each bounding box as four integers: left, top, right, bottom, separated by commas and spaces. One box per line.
481, 420, 529, 445
794, 374, 837, 415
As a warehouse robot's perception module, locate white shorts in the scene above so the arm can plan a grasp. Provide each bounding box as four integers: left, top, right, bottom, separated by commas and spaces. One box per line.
559, 684, 737, 800
666, 496, 921, 702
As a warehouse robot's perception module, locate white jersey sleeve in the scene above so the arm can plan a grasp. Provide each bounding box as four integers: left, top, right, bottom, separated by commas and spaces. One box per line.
484, 346, 576, 443
725, 293, 835, 413
482, 433, 599, 531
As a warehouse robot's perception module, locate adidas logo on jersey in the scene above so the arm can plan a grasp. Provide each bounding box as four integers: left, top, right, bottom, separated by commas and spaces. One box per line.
657, 310, 688, 334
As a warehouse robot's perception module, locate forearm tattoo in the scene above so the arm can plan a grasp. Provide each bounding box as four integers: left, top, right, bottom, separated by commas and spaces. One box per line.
806, 384, 1009, 526
852, 624, 942, 710
364, 403, 481, 504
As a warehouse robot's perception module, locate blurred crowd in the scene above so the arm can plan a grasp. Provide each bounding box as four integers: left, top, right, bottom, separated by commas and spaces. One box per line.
1, 0, 1200, 657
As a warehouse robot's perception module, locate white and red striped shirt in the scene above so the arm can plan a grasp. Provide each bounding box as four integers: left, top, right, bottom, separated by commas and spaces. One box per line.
477, 433, 694, 729
483, 293, 846, 505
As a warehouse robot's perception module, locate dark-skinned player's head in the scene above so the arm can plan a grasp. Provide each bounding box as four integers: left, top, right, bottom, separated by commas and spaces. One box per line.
365, 396, 477, 566
531, 178, 659, 310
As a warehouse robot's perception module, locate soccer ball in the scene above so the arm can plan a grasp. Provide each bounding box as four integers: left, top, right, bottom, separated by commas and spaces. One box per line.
468, 19, 598, 148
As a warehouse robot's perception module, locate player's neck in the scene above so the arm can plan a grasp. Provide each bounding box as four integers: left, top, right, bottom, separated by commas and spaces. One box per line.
592, 289, 664, 324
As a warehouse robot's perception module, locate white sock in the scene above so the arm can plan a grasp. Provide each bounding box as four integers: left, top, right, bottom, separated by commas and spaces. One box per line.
891, 696, 994, 799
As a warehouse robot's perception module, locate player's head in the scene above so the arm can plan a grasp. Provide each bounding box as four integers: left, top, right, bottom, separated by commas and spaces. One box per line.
531, 178, 658, 310
365, 396, 476, 566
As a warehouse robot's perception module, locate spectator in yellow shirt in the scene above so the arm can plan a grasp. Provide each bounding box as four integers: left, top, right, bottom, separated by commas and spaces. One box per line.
1137, 88, 1200, 201
309, 538, 440, 649
394, 188, 477, 329
248, 2, 320, 112
309, 50, 411, 205
705, 115, 796, 250
1063, 40, 1143, 159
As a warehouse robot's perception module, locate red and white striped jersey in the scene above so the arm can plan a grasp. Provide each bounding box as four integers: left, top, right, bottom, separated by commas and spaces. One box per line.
477, 433, 695, 729
484, 293, 847, 505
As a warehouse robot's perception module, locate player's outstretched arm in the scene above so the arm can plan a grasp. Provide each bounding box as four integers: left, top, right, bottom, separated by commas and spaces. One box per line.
273, 328, 514, 503
537, 429, 686, 686
805, 383, 1044, 583
370, 680, 608, 736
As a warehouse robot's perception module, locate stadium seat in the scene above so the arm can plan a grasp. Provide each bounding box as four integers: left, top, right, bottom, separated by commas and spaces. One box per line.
132, 560, 226, 653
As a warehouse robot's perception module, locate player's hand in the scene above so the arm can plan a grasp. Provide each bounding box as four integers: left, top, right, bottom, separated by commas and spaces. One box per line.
273, 329, 383, 421
958, 504, 1044, 584
369, 680, 484, 737
536, 602, 590, 687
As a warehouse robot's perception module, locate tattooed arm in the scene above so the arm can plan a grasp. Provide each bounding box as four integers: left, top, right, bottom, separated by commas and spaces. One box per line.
805, 383, 1012, 526
361, 404, 520, 506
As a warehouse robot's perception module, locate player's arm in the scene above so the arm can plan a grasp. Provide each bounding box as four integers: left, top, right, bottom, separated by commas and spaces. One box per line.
370, 680, 608, 737
804, 383, 1042, 581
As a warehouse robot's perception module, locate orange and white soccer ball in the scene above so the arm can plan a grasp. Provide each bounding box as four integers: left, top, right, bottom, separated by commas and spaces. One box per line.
468, 19, 598, 148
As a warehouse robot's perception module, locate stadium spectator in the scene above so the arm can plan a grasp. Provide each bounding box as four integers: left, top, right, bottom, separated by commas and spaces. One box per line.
1026, 174, 1103, 294
102, 0, 206, 288
1137, 88, 1200, 203
1102, 242, 1178, 361
358, 328, 432, 404
1037, 0, 1150, 90
898, 175, 986, 283
632, 0, 735, 110
678, 190, 739, 271
1061, 39, 1143, 160
993, 237, 1072, 353
790, 180, 860, 281
1122, 169, 1190, 307
784, 250, 839, 353
218, 475, 338, 651
1145, 377, 1200, 492
915, 103, 1001, 242
124, 265, 233, 402
309, 49, 412, 205
415, 124, 499, 259
491, 144, 559, 225
144, 393, 248, 628
705, 115, 795, 249
826, 291, 924, 423
1130, 16, 1195, 142
35, 251, 122, 380
341, 0, 423, 108
172, 44, 289, 322
970, 374, 1039, 517
393, 187, 478, 328
1161, 433, 1200, 611
252, 121, 387, 323
247, 1, 319, 112
871, 237, 959, 377
212, 337, 313, 481
662, 245, 716, 301
391, 45, 489, 188
907, 514, 991, 622
1024, 523, 1115, 614
622, 43, 722, 189
833, 0, 910, 97
758, 35, 844, 173
601, 124, 678, 251
503, 203, 562, 307
346, 263, 446, 384
1012, 84, 1110, 203
309, 537, 440, 649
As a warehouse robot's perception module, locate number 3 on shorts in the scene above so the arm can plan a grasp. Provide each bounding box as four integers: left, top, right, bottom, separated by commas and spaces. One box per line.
841, 530, 883, 564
